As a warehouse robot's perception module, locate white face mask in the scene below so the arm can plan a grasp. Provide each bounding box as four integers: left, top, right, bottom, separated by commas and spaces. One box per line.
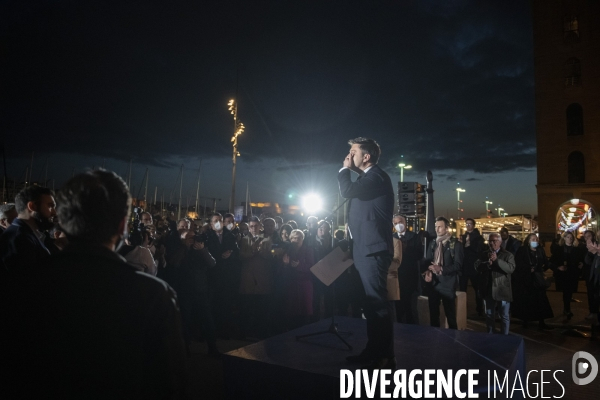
226, 223, 234, 231
213, 221, 222, 231
530, 241, 539, 249
395, 223, 405, 233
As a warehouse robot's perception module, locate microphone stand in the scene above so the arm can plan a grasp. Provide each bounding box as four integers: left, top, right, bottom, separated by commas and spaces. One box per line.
296, 198, 353, 350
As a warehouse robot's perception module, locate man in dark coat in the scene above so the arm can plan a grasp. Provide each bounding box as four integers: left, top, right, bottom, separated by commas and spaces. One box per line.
421, 217, 464, 329
206, 212, 240, 338
0, 170, 186, 399
500, 227, 521, 256
338, 137, 395, 369
459, 218, 485, 316
0, 186, 55, 272
475, 232, 515, 335
0, 203, 17, 235
394, 214, 422, 324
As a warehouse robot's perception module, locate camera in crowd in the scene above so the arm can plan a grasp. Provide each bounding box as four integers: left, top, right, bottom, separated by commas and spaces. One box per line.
129, 207, 148, 247
194, 232, 208, 244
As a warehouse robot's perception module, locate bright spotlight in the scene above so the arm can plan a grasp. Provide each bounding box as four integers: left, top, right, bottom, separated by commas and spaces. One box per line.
302, 194, 323, 213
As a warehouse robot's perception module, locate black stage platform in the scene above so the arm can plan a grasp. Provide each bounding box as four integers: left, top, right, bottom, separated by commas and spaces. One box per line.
223, 317, 525, 399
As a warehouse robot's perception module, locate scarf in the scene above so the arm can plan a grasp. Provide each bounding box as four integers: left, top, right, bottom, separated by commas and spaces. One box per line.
423, 233, 452, 282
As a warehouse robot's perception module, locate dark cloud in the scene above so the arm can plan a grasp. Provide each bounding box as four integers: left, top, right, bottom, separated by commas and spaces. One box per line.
1, 0, 534, 180
436, 174, 458, 182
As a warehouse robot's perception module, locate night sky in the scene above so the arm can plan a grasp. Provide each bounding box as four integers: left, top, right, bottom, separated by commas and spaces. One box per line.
1, 0, 537, 218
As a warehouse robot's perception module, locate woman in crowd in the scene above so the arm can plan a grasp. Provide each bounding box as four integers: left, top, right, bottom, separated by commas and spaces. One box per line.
550, 231, 584, 319
283, 229, 314, 329
279, 224, 293, 243
512, 233, 554, 329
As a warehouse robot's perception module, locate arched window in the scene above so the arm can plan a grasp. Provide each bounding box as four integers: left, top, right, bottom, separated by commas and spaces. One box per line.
566, 103, 583, 136
564, 58, 581, 86
568, 151, 585, 183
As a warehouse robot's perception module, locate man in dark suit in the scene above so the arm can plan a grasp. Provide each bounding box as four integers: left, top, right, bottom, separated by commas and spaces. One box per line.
338, 137, 395, 369
0, 186, 55, 272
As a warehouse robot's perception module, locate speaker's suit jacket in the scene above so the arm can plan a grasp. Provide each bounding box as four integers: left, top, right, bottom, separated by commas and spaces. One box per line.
338, 164, 394, 258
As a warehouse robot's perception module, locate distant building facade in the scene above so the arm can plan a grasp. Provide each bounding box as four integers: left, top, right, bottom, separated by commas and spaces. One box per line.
533, 0, 600, 241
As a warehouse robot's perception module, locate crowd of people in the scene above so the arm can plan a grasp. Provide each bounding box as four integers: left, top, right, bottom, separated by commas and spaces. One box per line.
1, 171, 600, 396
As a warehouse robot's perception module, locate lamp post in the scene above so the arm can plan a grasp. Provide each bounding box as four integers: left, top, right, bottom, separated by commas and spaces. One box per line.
485, 198, 493, 216
398, 155, 412, 182
398, 163, 412, 182
227, 99, 245, 213
456, 187, 465, 219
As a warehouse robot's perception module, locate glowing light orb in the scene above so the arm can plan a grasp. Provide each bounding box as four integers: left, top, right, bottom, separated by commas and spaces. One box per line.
302, 194, 323, 213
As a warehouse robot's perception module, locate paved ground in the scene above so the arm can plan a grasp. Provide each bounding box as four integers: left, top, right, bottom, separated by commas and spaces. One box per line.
186, 280, 599, 399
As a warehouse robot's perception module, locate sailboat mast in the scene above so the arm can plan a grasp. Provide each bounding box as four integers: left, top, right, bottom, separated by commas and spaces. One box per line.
177, 164, 183, 220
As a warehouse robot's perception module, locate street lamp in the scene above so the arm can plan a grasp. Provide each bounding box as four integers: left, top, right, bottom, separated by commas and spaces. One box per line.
398, 155, 412, 182
456, 187, 465, 219
227, 99, 245, 213
398, 163, 412, 182
485, 198, 493, 216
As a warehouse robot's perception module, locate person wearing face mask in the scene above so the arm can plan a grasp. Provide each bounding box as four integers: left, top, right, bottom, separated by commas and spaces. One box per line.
474, 232, 515, 335
223, 213, 239, 236
239, 217, 274, 338
512, 233, 554, 329
393, 214, 421, 324
550, 231, 584, 319
0, 186, 56, 272
205, 212, 240, 338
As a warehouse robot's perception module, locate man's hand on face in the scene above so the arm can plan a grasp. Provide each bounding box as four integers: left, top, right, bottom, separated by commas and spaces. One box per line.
489, 251, 497, 263
343, 152, 361, 173
343, 154, 352, 169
